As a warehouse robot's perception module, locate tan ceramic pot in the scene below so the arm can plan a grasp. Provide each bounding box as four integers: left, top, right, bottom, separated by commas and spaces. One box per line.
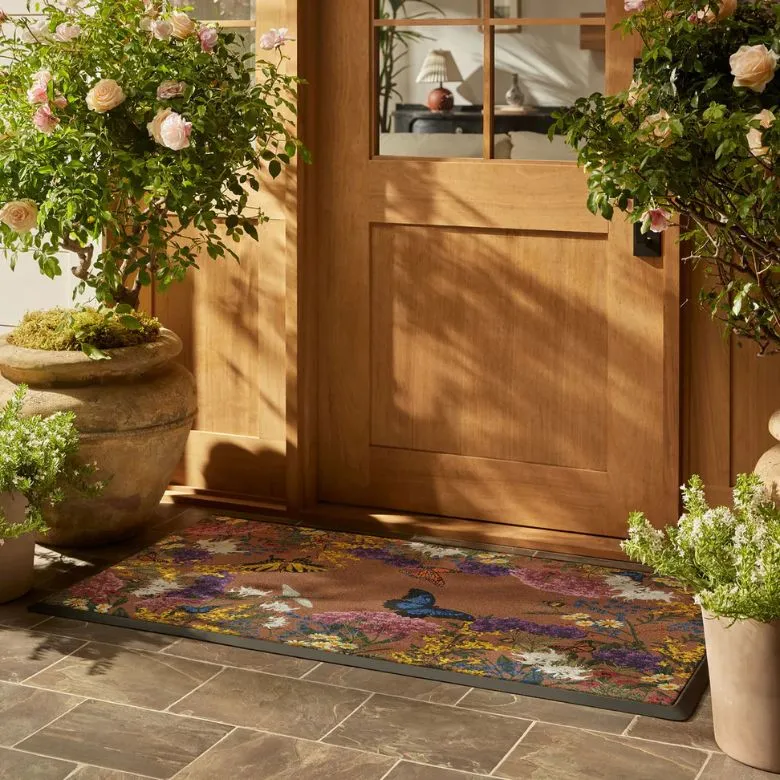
703, 610, 780, 773
754, 409, 780, 503
0, 493, 34, 603
0, 329, 197, 547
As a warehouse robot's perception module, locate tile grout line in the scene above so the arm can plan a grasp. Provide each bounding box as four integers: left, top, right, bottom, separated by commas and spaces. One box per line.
489, 720, 536, 777
451, 687, 474, 706
693, 752, 714, 780
400, 759, 495, 778
169, 725, 239, 780
9, 696, 86, 749
18, 639, 91, 685
9, 744, 160, 780
0, 614, 53, 630
622, 714, 639, 736
297, 661, 323, 679
61, 765, 83, 780
317, 692, 375, 743
377, 758, 402, 780
163, 666, 227, 712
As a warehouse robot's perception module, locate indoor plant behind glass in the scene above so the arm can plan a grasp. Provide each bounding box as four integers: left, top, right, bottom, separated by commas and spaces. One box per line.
0, 386, 98, 602
553, 0, 780, 769
0, 0, 303, 545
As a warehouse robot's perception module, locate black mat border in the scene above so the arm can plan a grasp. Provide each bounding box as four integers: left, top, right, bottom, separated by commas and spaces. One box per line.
30, 601, 708, 721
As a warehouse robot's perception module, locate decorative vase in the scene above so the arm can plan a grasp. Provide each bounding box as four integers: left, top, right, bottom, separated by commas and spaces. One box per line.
0, 329, 197, 547
0, 492, 34, 603
754, 409, 780, 502
505, 73, 525, 108
702, 610, 780, 772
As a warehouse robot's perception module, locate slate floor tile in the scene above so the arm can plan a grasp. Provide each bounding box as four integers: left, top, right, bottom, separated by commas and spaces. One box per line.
171, 666, 370, 739
0, 746, 76, 780
175, 728, 396, 779
18, 699, 230, 778
323, 693, 530, 774
0, 627, 84, 683
0, 681, 83, 746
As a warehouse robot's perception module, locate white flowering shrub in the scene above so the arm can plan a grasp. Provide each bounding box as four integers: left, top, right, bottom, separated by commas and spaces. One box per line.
623, 474, 780, 622
0, 0, 303, 308
0, 386, 99, 537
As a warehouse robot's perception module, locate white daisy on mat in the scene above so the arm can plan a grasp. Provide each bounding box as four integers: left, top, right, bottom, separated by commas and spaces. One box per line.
229, 586, 273, 598
605, 575, 674, 602
132, 578, 180, 598
261, 600, 299, 613
405, 542, 469, 558
197, 539, 240, 555
263, 616, 288, 629
514, 650, 592, 681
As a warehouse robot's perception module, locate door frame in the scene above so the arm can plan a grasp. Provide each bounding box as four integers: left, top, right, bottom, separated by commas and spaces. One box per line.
282, 0, 678, 559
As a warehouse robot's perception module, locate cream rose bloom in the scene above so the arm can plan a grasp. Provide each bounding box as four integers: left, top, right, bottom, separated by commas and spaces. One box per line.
86, 79, 126, 113
639, 109, 674, 147
747, 109, 775, 158
0, 200, 38, 233
170, 11, 196, 39
147, 107, 172, 144
730, 44, 779, 93
159, 112, 192, 150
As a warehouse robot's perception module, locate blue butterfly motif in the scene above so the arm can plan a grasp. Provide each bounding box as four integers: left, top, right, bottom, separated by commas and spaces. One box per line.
615, 571, 645, 583
384, 589, 474, 621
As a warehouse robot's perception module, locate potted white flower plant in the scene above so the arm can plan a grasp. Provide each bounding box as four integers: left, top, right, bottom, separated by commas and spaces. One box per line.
0, 386, 98, 603
624, 474, 780, 771
0, 0, 303, 545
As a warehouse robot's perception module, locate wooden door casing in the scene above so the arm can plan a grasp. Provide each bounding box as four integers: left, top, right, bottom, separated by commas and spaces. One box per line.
312, 0, 680, 537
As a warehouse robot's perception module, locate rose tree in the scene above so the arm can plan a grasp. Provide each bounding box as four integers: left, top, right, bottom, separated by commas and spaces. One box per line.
0, 0, 304, 308
553, 0, 780, 353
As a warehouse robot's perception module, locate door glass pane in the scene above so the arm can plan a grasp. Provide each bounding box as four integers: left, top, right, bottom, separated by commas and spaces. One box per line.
489, 0, 605, 20
376, 0, 478, 21
376, 25, 486, 158
492, 23, 604, 160
186, 0, 254, 21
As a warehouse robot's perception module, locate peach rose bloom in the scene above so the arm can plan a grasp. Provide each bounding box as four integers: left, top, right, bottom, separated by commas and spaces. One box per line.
151, 18, 172, 40
0, 200, 38, 233
747, 109, 775, 158
147, 107, 172, 144
730, 44, 779, 93
156, 80, 187, 100
86, 79, 126, 113
640, 109, 674, 147
170, 11, 196, 39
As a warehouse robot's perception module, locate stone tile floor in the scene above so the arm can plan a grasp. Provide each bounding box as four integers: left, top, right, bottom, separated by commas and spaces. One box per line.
0, 502, 776, 780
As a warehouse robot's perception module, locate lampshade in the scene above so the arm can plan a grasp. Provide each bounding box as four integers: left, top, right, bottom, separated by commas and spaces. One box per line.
416, 50, 463, 85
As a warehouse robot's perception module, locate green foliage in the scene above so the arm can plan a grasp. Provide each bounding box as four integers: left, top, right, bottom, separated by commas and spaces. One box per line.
7, 306, 160, 352
623, 474, 780, 622
0, 0, 304, 308
553, 0, 780, 353
0, 386, 101, 538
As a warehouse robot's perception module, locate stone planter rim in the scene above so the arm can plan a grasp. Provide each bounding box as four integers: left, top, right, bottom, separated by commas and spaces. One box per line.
0, 328, 182, 385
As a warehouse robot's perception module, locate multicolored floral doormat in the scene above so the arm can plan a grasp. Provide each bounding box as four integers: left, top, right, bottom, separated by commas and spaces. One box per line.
33, 516, 708, 720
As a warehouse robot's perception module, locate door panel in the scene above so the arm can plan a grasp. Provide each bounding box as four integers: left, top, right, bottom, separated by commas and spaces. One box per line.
314, 0, 679, 537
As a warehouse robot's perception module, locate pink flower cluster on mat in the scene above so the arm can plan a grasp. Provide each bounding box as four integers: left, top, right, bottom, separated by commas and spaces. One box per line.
67, 570, 126, 602
510, 567, 613, 598
311, 611, 443, 636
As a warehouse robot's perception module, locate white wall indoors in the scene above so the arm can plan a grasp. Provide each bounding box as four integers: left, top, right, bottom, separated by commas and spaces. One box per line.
398, 0, 605, 108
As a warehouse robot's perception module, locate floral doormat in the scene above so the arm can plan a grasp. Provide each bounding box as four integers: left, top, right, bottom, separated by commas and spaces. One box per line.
33, 516, 707, 720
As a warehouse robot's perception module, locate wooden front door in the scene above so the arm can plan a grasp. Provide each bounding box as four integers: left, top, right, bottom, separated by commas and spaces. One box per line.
310, 0, 679, 537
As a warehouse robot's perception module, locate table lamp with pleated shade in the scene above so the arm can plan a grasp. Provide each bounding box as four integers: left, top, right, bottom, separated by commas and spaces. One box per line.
416, 49, 463, 112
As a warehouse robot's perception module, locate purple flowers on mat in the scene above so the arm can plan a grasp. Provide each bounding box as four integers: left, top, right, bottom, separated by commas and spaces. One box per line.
471, 617, 588, 639
456, 560, 509, 577
593, 647, 662, 673
168, 547, 213, 563
170, 575, 230, 600
352, 547, 419, 568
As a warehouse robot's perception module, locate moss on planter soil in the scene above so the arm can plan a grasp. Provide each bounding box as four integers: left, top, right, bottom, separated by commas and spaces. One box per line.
8, 308, 161, 352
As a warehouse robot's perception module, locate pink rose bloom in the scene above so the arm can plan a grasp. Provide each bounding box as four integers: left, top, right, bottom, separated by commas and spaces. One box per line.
26, 69, 52, 104
53, 94, 68, 109
151, 18, 172, 40
198, 26, 218, 53
259, 26, 293, 50
54, 23, 81, 42
624, 0, 645, 11
156, 79, 187, 100
33, 104, 59, 134
160, 111, 192, 150
643, 208, 672, 233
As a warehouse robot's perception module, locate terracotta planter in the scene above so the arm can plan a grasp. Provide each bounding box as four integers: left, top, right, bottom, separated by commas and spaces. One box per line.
703, 610, 780, 773
0, 329, 197, 547
0, 492, 34, 603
